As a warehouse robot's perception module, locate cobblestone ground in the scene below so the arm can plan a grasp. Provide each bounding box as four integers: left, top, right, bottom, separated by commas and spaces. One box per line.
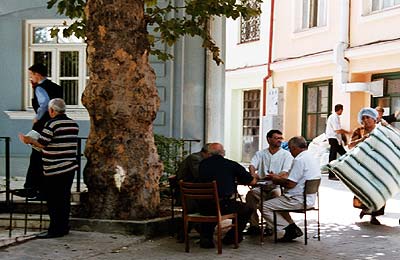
1, 175, 400, 260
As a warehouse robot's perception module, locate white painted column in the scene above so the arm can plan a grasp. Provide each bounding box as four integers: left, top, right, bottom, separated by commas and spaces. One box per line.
205, 16, 226, 143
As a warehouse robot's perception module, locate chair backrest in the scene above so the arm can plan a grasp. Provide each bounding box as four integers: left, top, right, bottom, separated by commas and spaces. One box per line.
303, 179, 321, 209
179, 180, 221, 217
305, 179, 321, 195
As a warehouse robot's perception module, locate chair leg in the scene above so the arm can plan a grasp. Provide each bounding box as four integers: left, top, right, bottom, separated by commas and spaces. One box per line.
184, 219, 189, 252
304, 212, 307, 245
273, 211, 278, 243
39, 199, 43, 231
317, 209, 320, 241
24, 197, 28, 235
9, 193, 13, 238
217, 222, 222, 254
234, 217, 239, 249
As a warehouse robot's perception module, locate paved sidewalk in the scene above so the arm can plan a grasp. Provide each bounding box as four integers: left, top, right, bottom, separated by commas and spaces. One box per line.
1, 175, 400, 260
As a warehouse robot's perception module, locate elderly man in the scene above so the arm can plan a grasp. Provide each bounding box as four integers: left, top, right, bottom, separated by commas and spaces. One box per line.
198, 143, 257, 248
19, 98, 79, 238
175, 144, 210, 242
262, 136, 321, 242
245, 130, 293, 236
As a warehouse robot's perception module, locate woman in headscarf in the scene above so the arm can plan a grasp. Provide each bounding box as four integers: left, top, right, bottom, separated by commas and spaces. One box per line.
348, 107, 384, 225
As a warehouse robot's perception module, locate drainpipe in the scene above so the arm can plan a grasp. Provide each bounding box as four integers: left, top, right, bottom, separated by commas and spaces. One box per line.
334, 0, 383, 96
262, 0, 275, 116
334, 0, 350, 92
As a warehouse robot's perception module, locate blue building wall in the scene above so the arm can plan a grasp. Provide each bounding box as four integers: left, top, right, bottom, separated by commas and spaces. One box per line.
0, 0, 206, 160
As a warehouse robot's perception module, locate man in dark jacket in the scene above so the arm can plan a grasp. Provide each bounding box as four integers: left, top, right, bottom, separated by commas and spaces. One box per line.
16, 64, 63, 198
198, 143, 257, 248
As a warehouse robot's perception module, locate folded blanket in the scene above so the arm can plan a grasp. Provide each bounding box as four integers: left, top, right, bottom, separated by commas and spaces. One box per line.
328, 125, 400, 211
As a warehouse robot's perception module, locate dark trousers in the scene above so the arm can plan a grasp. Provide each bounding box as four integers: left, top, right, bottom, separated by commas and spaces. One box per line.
328, 138, 347, 177
42, 170, 75, 235
24, 148, 44, 191
328, 138, 346, 162
200, 199, 251, 241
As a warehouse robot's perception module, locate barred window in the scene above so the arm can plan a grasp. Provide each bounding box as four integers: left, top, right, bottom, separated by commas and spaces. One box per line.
240, 0, 261, 43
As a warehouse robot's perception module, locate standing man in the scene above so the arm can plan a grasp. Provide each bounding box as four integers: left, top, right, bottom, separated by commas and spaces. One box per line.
262, 136, 321, 242
17, 64, 63, 198
245, 130, 293, 235
325, 104, 350, 180
19, 98, 79, 238
198, 143, 257, 248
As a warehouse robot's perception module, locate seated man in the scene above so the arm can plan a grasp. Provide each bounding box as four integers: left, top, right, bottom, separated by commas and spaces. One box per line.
262, 136, 321, 242
174, 144, 210, 242
198, 143, 257, 248
245, 130, 293, 235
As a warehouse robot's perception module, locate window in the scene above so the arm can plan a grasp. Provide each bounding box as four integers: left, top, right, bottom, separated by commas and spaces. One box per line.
372, 72, 400, 128
299, 0, 327, 30
240, 0, 261, 43
242, 90, 260, 162
302, 81, 332, 141
25, 20, 87, 108
371, 0, 400, 12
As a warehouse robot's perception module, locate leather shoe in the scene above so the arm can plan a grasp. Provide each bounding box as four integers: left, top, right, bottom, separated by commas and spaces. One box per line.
370, 217, 381, 225
277, 224, 303, 242
36, 232, 64, 239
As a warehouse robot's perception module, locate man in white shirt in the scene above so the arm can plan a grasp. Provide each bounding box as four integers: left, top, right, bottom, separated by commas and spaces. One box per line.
262, 136, 321, 242
245, 130, 293, 235
325, 104, 350, 180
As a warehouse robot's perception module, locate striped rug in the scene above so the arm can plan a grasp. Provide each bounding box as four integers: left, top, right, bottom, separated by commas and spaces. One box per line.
328, 124, 400, 211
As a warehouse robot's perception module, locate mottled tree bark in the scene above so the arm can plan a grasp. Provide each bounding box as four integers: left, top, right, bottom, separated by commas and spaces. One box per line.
81, 0, 162, 219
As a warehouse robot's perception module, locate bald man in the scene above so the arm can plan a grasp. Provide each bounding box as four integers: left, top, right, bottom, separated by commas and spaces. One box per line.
198, 143, 257, 248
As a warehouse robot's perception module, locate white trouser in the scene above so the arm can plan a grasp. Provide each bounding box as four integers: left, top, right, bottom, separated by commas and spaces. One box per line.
262, 195, 303, 231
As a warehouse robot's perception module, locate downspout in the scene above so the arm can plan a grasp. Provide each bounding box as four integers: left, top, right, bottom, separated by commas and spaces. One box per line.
334, 0, 350, 92
262, 0, 275, 116
334, 0, 383, 96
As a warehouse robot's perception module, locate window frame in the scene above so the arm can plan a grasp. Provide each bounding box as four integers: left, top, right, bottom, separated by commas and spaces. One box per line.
24, 19, 87, 109
301, 80, 332, 141
295, 0, 327, 32
371, 72, 400, 125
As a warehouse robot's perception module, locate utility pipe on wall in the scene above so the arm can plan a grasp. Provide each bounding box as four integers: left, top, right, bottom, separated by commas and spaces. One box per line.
262, 0, 275, 116
334, 0, 350, 91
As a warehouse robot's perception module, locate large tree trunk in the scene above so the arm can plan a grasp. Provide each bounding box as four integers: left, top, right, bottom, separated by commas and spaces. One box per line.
81, 0, 162, 220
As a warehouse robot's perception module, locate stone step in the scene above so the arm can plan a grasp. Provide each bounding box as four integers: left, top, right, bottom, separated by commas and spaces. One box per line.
0, 213, 49, 230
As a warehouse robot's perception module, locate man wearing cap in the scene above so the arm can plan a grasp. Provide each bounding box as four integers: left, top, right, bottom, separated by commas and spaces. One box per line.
15, 64, 63, 198
325, 104, 351, 180
348, 107, 385, 225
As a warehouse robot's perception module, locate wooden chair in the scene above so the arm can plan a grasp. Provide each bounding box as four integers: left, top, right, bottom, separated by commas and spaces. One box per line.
273, 179, 321, 245
179, 180, 238, 254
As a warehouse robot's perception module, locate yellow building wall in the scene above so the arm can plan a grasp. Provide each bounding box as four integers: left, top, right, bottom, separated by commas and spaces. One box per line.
273, 1, 340, 61
350, 1, 400, 46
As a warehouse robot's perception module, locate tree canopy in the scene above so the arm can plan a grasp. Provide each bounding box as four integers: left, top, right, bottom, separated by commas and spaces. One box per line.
47, 0, 262, 65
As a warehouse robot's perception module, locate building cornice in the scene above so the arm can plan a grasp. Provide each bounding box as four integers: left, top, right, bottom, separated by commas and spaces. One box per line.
270, 51, 333, 72
346, 39, 400, 60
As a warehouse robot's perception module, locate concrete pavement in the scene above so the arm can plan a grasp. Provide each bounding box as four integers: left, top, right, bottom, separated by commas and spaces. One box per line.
1, 175, 400, 260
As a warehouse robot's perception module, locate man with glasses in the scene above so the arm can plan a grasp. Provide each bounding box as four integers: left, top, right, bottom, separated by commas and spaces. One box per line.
245, 130, 293, 236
